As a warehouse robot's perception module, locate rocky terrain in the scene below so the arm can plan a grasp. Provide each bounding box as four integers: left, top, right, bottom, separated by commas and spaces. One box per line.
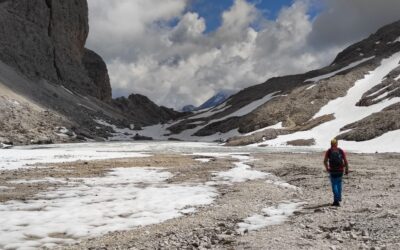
164, 21, 400, 146
0, 0, 181, 145
0, 150, 398, 249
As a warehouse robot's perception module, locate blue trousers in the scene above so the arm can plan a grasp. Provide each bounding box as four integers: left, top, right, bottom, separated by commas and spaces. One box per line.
330, 173, 343, 202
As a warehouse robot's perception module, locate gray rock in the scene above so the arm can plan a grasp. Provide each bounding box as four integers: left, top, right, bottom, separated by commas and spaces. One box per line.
0, 0, 95, 97
82, 48, 112, 102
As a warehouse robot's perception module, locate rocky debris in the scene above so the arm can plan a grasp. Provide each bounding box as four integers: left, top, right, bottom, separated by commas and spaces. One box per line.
132, 133, 153, 141
337, 103, 400, 141
82, 49, 112, 102
225, 114, 335, 146
226, 129, 289, 146
333, 20, 400, 65
0, 95, 75, 145
286, 138, 315, 146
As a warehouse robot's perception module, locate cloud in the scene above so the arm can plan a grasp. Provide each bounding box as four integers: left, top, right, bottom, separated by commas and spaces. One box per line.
87, 0, 400, 109
309, 0, 400, 49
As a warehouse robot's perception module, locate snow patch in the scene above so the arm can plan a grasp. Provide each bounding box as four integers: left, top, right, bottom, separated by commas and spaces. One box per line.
306, 84, 316, 90
0, 168, 217, 249
214, 161, 269, 183
388, 37, 400, 44
237, 202, 305, 233
266, 179, 300, 191
194, 158, 213, 163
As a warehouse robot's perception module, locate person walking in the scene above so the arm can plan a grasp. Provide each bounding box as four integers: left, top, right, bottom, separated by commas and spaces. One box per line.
324, 138, 349, 207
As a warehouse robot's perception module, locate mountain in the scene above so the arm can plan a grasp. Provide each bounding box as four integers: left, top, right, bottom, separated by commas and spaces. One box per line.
181, 91, 233, 112
136, 20, 400, 151
0, 0, 181, 145
197, 91, 233, 110
182, 105, 197, 112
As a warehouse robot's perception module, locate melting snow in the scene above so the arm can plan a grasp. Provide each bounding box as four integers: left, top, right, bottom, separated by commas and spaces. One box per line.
237, 202, 305, 233
0, 143, 150, 170
0, 168, 217, 249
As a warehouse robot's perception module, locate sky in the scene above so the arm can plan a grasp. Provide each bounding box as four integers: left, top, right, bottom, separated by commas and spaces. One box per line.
86, 0, 400, 109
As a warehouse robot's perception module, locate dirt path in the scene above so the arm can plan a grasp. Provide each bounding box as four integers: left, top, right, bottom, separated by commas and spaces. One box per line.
0, 152, 399, 250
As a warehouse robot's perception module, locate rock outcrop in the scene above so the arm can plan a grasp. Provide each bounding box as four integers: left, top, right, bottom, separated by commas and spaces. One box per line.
113, 94, 183, 126
82, 49, 112, 102
0, 0, 96, 97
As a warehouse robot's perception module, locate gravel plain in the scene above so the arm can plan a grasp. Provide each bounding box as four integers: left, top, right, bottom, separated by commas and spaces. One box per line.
0, 151, 399, 250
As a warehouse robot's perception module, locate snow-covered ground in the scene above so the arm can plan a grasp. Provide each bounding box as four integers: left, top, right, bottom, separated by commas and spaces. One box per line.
0, 142, 150, 170
0, 168, 217, 249
237, 202, 305, 233
0, 142, 307, 249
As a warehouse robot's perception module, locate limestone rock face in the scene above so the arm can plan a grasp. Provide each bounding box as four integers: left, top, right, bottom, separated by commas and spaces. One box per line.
113, 94, 183, 126
0, 0, 95, 97
83, 49, 112, 102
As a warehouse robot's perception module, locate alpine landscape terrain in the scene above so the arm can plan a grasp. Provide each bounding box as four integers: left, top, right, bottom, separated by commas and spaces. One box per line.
0, 1, 399, 250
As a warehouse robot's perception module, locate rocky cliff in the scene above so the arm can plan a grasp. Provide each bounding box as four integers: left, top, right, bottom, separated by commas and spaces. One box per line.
0, 0, 111, 100
0, 0, 181, 145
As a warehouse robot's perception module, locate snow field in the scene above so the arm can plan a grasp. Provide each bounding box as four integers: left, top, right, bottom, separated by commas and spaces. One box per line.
237, 202, 306, 233
0, 167, 218, 249
259, 52, 400, 153
0, 143, 151, 170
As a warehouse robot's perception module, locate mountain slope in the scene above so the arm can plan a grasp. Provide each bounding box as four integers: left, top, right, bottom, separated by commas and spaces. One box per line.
135, 20, 400, 151
182, 91, 233, 112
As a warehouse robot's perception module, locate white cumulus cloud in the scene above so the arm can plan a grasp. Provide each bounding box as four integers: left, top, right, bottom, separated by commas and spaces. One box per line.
87, 0, 400, 109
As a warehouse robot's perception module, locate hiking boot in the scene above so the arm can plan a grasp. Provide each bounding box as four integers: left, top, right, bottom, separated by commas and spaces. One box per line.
332, 201, 340, 207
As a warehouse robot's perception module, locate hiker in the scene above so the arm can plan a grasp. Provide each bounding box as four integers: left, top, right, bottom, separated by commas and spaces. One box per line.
323, 138, 349, 207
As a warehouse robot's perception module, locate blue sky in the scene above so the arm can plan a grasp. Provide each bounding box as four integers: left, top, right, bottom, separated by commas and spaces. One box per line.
188, 0, 317, 32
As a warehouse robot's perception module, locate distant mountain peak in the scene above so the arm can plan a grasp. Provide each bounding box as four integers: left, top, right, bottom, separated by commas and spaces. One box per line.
181, 90, 234, 112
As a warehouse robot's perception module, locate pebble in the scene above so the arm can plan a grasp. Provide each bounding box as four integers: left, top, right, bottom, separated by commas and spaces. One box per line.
350, 232, 358, 240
